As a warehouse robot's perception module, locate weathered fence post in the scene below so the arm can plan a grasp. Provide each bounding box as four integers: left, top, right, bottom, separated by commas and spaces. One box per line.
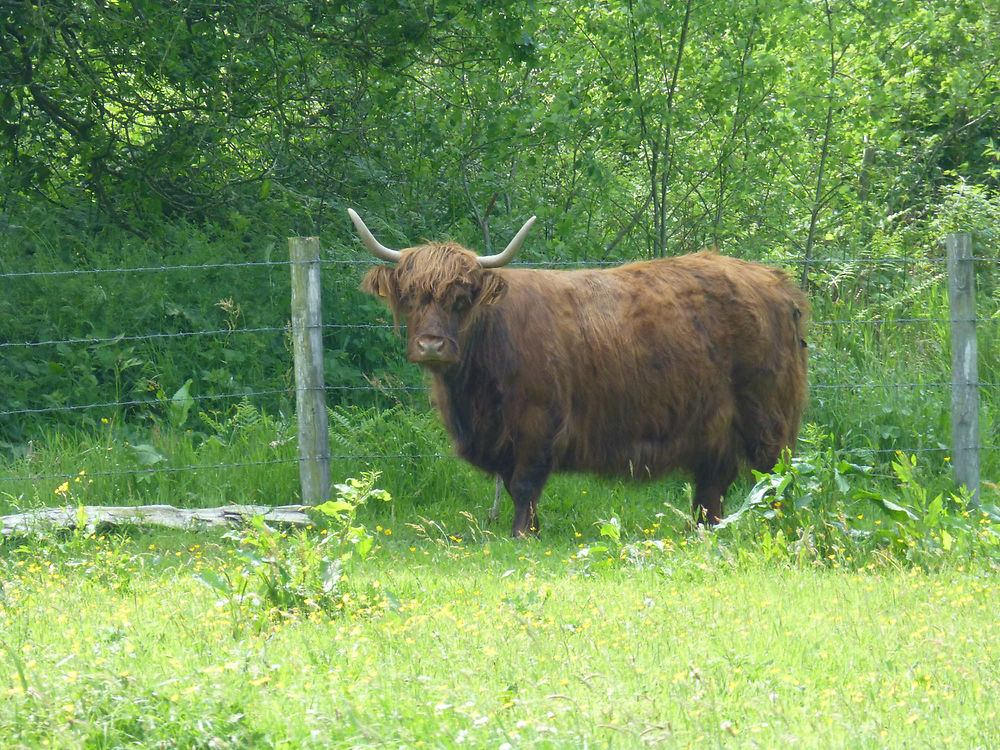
945, 232, 980, 506
289, 237, 331, 505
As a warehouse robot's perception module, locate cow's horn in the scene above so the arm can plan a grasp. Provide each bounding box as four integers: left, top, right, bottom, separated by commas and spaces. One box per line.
348, 209, 402, 264
477, 216, 536, 268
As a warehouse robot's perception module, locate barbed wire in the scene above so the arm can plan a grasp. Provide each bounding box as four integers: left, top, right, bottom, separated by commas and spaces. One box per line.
809, 318, 1000, 326
514, 256, 995, 268
2, 379, 996, 421
4, 315, 998, 351
0, 259, 291, 279
0, 388, 295, 418
0, 454, 448, 484
0, 445, 996, 486
0, 323, 398, 350
0, 385, 426, 419
0, 457, 302, 483
0, 326, 289, 349
1, 254, 996, 280
0, 384, 430, 419
1, 248, 997, 493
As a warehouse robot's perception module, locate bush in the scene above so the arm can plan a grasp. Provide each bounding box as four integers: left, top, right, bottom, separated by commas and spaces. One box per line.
194, 472, 391, 637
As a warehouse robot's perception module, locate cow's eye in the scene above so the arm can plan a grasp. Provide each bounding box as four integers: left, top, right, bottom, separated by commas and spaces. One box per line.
452, 296, 472, 313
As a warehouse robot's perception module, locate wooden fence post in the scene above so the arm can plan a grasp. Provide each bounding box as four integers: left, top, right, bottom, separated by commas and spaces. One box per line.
945, 232, 980, 506
289, 237, 331, 505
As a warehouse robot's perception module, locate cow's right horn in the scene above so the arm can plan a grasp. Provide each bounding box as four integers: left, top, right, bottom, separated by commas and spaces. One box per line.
348, 209, 402, 264
477, 216, 536, 268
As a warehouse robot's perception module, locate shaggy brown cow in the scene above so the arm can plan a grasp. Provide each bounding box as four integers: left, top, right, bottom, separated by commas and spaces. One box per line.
351, 209, 809, 536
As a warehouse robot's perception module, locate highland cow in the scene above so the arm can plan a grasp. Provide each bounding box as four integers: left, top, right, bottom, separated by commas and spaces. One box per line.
351, 209, 809, 536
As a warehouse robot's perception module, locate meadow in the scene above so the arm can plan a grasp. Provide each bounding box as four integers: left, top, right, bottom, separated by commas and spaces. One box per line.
2, 518, 999, 749
3, 440, 1000, 748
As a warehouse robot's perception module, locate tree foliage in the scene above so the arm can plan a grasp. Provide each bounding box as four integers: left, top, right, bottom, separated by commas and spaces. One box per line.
1, 0, 999, 444
2, 0, 997, 250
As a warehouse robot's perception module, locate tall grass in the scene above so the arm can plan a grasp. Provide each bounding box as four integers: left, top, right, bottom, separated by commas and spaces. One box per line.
2, 519, 999, 748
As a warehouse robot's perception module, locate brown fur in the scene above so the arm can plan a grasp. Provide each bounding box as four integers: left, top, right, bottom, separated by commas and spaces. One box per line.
362, 244, 809, 536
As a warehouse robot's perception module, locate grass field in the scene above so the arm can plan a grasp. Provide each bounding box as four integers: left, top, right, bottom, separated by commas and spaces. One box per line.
3, 511, 999, 749
2, 403, 999, 748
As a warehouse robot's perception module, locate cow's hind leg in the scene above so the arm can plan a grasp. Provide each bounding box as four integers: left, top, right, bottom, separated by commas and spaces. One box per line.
487, 475, 504, 524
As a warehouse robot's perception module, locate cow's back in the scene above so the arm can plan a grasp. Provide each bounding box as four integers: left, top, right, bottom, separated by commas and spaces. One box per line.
491, 252, 809, 478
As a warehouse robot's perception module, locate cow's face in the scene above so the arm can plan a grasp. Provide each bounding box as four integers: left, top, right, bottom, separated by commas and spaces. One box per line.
362, 244, 505, 369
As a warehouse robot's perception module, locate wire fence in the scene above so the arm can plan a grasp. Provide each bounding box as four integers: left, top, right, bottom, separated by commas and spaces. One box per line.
1, 246, 997, 499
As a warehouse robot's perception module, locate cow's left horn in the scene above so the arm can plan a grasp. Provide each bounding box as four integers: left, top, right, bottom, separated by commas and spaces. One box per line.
477, 216, 536, 268
348, 209, 402, 264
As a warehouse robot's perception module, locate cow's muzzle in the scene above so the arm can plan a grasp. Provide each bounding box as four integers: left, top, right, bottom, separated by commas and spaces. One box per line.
409, 334, 458, 365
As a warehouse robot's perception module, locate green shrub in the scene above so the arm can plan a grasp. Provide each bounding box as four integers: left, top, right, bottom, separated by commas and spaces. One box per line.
194, 472, 391, 637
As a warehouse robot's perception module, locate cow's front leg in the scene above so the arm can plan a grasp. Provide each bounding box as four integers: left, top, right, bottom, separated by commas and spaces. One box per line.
504, 460, 551, 537
693, 484, 724, 526
693, 459, 738, 526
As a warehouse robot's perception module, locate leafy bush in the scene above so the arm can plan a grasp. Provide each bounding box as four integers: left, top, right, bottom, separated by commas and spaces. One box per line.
194, 472, 391, 637
720, 444, 1000, 568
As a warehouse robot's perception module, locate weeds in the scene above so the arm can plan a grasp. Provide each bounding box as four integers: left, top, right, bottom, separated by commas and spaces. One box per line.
718, 441, 1000, 569
194, 472, 391, 637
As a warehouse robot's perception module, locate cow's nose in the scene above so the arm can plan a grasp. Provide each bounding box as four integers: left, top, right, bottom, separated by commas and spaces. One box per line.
416, 335, 446, 356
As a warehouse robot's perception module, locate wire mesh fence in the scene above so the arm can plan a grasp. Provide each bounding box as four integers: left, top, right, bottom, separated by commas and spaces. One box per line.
1, 244, 997, 500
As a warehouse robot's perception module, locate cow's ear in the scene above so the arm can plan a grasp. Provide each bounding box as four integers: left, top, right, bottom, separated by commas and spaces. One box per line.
361, 266, 402, 329
361, 266, 395, 301
477, 271, 506, 306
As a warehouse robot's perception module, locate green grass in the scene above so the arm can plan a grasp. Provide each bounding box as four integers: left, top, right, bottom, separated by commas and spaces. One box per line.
2, 524, 999, 749
2, 385, 999, 748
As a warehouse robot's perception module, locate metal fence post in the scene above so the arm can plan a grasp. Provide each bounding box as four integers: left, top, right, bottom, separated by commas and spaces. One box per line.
945, 232, 980, 506
289, 237, 331, 505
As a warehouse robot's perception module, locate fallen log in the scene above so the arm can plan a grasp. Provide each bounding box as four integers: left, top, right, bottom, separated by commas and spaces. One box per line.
1, 504, 313, 538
